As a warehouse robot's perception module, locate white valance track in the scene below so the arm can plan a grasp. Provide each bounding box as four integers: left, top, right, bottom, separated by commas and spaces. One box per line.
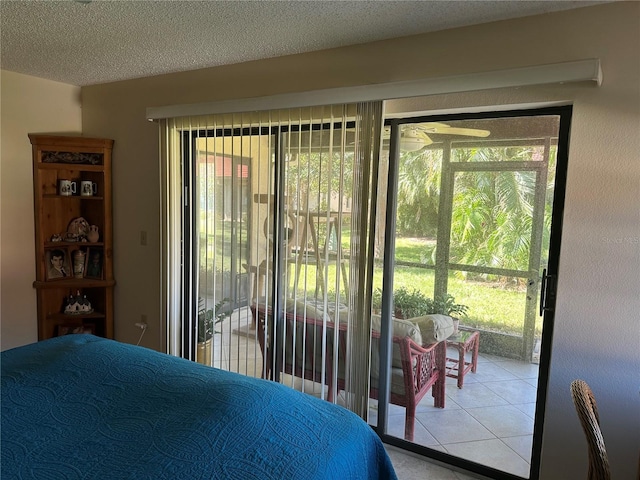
147, 59, 602, 121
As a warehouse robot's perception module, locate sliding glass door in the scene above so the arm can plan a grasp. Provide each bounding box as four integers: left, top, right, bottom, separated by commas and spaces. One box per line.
164, 104, 570, 480
375, 107, 571, 479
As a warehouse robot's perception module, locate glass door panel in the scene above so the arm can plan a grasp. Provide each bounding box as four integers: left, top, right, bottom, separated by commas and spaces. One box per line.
377, 111, 568, 479
193, 133, 259, 372
197, 149, 251, 312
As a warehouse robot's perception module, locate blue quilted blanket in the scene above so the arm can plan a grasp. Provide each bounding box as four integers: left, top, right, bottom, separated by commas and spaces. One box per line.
1, 335, 397, 479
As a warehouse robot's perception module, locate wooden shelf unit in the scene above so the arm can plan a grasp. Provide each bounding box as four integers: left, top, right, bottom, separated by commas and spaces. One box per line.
30, 134, 115, 341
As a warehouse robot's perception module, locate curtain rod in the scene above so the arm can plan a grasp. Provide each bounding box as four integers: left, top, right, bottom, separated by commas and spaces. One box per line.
146, 59, 601, 121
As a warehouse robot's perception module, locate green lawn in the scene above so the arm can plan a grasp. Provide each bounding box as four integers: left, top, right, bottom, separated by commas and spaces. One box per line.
199, 225, 536, 336
292, 234, 533, 336
391, 237, 530, 334
284, 261, 530, 335
371, 266, 528, 335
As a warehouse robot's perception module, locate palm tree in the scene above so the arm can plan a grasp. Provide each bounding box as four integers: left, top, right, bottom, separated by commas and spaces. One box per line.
395, 148, 442, 237
449, 147, 540, 283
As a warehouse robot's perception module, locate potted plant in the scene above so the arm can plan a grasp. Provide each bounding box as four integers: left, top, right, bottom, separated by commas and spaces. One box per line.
197, 297, 230, 365
429, 293, 468, 317
377, 288, 469, 332
392, 287, 432, 319
429, 293, 468, 333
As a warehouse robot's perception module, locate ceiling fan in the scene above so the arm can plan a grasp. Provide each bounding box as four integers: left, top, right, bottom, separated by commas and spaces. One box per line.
387, 123, 491, 152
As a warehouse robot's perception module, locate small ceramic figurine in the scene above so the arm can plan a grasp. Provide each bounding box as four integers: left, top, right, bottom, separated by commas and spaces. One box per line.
64, 290, 93, 315
87, 225, 99, 243
72, 250, 86, 278
64, 293, 75, 314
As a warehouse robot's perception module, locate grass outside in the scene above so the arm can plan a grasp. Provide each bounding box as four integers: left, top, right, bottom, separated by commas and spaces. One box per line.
287, 234, 533, 336
199, 227, 536, 336
285, 262, 529, 336
376, 268, 527, 335
391, 236, 530, 334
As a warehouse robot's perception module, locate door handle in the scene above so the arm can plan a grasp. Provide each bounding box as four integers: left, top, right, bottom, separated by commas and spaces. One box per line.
539, 269, 547, 316
539, 268, 556, 316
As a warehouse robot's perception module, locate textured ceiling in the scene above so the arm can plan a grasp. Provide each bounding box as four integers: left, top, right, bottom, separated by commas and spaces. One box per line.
1, 0, 607, 87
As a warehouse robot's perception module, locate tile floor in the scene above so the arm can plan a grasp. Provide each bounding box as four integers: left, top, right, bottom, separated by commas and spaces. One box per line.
384, 446, 484, 480
213, 307, 539, 479
375, 347, 539, 478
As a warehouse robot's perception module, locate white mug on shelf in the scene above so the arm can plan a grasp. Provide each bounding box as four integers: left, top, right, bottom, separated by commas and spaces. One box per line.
80, 181, 98, 197
58, 179, 76, 196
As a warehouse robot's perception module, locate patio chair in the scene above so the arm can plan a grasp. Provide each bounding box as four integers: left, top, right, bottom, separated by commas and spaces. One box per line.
336, 315, 447, 441
570, 379, 611, 480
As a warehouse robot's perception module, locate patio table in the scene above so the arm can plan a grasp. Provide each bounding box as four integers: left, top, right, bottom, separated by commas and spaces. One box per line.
445, 329, 479, 388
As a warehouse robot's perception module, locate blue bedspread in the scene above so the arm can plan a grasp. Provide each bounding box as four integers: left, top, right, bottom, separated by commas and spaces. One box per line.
1, 335, 397, 479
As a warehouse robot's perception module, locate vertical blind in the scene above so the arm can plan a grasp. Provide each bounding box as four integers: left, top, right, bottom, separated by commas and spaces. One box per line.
159, 102, 382, 419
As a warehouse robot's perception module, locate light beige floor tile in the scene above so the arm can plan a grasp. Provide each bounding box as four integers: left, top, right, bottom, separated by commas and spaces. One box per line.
501, 434, 534, 461
443, 438, 531, 478
376, 412, 441, 446
453, 471, 483, 480
445, 382, 510, 409
465, 405, 534, 437
225, 343, 261, 360
446, 373, 481, 387
415, 409, 495, 444
483, 379, 538, 405
385, 446, 472, 480
464, 361, 518, 383
512, 402, 536, 418
419, 394, 463, 412
475, 353, 505, 363
439, 395, 463, 411
498, 360, 540, 379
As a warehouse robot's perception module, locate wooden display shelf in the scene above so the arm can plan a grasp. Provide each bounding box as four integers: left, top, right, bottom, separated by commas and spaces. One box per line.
38, 163, 105, 172
30, 134, 115, 341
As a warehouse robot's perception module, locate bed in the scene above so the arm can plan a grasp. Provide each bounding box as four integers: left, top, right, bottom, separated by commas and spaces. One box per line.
1, 334, 397, 479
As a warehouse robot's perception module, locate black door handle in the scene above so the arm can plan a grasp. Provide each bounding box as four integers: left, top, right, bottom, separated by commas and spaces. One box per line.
539, 269, 547, 316
539, 268, 556, 316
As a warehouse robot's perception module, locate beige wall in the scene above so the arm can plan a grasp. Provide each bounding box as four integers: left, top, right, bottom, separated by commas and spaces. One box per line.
1, 2, 638, 478
0, 70, 82, 350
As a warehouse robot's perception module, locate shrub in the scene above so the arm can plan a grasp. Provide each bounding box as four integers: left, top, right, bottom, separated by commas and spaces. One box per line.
389, 288, 468, 320
392, 287, 432, 319
198, 297, 231, 342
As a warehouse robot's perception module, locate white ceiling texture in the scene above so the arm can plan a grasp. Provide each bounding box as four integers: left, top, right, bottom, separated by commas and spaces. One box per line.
1, 0, 607, 87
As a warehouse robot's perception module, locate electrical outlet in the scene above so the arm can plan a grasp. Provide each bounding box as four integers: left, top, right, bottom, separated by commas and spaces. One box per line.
135, 314, 148, 329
